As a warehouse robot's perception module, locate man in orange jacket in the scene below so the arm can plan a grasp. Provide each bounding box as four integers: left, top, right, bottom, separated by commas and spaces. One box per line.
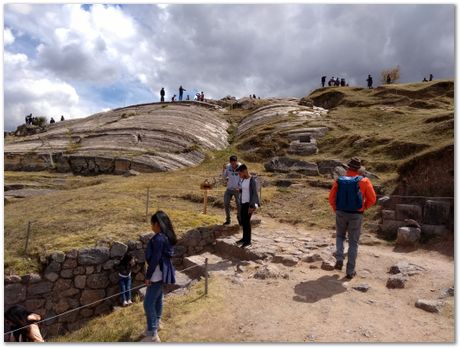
328, 157, 376, 279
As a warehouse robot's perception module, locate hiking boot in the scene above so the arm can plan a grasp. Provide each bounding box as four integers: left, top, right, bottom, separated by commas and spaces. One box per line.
346, 271, 357, 280
223, 220, 231, 226
334, 261, 343, 270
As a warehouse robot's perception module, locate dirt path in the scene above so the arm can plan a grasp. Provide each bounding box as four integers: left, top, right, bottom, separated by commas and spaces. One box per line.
163, 216, 454, 343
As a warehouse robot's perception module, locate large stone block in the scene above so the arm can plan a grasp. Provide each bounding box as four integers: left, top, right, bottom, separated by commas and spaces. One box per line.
78, 247, 110, 266
139, 233, 155, 245
60, 287, 80, 297
317, 159, 343, 174
395, 204, 422, 222
45, 261, 62, 274
54, 279, 72, 292
110, 241, 128, 258
74, 275, 87, 289
5, 283, 26, 305
86, 273, 109, 289
62, 258, 78, 269
396, 227, 421, 246
60, 269, 74, 279
28, 281, 54, 296
379, 219, 406, 240
51, 251, 66, 263
80, 289, 106, 306
264, 157, 319, 176
44, 272, 59, 282
423, 200, 451, 225
130, 249, 145, 264
421, 224, 450, 239
382, 210, 396, 220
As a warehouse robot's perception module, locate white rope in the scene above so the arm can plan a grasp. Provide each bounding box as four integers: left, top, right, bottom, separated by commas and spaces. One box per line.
4, 262, 205, 336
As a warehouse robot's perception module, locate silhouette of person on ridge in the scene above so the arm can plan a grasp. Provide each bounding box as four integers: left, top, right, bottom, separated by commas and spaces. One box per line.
321, 76, 326, 87
179, 85, 186, 101
160, 88, 165, 102
366, 74, 373, 89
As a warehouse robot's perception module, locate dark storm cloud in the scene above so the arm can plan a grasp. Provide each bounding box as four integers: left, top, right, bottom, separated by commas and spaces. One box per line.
127, 4, 454, 99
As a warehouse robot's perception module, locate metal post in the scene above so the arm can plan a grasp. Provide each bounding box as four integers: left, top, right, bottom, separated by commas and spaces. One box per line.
145, 187, 150, 221
203, 189, 208, 215
204, 258, 209, 296
24, 221, 32, 255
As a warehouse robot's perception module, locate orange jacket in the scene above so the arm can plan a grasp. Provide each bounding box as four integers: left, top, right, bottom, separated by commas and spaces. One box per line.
328, 169, 377, 212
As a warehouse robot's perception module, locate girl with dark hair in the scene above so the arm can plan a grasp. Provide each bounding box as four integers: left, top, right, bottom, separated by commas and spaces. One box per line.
143, 210, 177, 342
115, 252, 137, 306
4, 305, 44, 342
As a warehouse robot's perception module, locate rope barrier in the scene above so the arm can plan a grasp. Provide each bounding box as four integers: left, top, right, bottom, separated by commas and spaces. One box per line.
4, 263, 206, 337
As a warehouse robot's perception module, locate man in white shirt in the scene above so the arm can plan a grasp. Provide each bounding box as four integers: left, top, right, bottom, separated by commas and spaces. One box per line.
222, 155, 241, 225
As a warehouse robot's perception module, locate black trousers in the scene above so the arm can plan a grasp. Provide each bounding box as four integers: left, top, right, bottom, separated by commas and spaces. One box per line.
240, 203, 253, 244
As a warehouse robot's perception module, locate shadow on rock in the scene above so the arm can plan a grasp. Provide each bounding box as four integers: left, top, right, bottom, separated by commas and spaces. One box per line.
293, 274, 347, 303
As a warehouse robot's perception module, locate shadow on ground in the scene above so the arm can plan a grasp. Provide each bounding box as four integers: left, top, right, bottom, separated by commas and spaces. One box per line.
293, 274, 347, 303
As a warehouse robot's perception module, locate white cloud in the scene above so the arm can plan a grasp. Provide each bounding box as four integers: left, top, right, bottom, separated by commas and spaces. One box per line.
4, 27, 15, 46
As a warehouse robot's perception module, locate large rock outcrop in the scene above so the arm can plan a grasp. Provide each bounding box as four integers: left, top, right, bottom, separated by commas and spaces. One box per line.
4, 102, 229, 175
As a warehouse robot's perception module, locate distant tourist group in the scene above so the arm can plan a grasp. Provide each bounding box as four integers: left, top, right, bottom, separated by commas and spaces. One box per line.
322, 72, 434, 89
24, 114, 64, 126
160, 86, 205, 103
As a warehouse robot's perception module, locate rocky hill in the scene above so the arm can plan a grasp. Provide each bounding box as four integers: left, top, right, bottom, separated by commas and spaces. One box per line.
4, 101, 229, 175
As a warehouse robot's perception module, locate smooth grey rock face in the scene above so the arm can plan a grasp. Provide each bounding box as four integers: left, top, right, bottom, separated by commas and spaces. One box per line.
5, 102, 229, 174
395, 204, 423, 222
78, 247, 110, 266
423, 200, 451, 225
396, 227, 421, 246
264, 157, 319, 176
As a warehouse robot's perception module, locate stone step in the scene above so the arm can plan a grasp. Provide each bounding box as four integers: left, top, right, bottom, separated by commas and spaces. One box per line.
213, 236, 269, 261
138, 271, 193, 299
182, 252, 235, 279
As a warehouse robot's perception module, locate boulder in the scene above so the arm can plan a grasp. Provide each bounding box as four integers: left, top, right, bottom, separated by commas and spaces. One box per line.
60, 269, 74, 279
287, 140, 318, 156
5, 283, 27, 305
254, 264, 289, 280
110, 242, 128, 258
423, 200, 451, 225
74, 275, 87, 289
78, 247, 110, 266
264, 157, 319, 176
395, 204, 422, 221
44, 272, 59, 282
123, 169, 140, 177
86, 273, 110, 289
421, 224, 450, 239
28, 281, 54, 296
302, 253, 324, 263
62, 258, 78, 269
139, 233, 155, 245
386, 275, 407, 289
379, 219, 406, 240
317, 160, 343, 174
389, 261, 425, 276
51, 251, 66, 263
396, 227, 421, 246
415, 299, 443, 313
45, 261, 62, 274
80, 289, 106, 306
382, 210, 396, 220
439, 287, 454, 299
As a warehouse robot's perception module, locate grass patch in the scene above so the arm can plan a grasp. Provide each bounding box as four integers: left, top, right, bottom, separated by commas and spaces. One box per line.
52, 278, 223, 342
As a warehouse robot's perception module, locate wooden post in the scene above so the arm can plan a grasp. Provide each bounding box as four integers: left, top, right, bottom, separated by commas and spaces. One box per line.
259, 185, 262, 203
24, 221, 32, 255
204, 257, 209, 296
203, 189, 208, 214
145, 187, 150, 221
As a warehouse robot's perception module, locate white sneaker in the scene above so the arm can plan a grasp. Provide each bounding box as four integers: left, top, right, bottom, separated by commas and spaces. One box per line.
152, 334, 161, 342
122, 300, 128, 307
127, 300, 133, 305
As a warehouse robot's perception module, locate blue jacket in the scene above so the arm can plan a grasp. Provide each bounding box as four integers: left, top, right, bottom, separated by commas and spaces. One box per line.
145, 233, 176, 284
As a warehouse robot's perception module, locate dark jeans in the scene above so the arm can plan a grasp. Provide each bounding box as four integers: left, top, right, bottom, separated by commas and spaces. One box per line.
119, 276, 132, 303
143, 281, 163, 335
240, 203, 253, 244
160, 96, 164, 102
224, 188, 241, 224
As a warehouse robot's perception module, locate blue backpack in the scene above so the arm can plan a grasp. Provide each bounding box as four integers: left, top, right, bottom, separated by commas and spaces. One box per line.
336, 176, 363, 212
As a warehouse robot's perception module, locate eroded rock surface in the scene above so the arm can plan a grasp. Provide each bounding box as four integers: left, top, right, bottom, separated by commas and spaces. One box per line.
5, 102, 229, 175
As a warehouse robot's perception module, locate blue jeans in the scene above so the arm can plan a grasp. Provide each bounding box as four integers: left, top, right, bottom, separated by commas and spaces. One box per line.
335, 210, 363, 275
143, 281, 163, 335
119, 276, 132, 303
223, 188, 241, 223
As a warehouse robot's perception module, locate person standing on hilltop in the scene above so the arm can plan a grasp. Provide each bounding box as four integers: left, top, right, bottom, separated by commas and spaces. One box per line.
367, 74, 373, 89
429, 73, 433, 81
200, 91, 205, 101
386, 74, 391, 84
143, 211, 177, 342
160, 87, 165, 102
236, 164, 260, 248
178, 85, 186, 101
321, 76, 326, 87
328, 157, 376, 279
222, 155, 241, 226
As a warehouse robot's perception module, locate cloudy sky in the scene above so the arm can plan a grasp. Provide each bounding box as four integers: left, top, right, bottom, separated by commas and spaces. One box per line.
3, 3, 455, 130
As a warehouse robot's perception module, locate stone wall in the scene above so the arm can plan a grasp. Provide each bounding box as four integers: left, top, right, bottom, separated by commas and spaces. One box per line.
4, 224, 239, 338
379, 198, 453, 240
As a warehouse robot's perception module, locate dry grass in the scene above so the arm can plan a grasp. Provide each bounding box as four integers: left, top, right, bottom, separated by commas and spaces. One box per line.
51, 278, 222, 342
